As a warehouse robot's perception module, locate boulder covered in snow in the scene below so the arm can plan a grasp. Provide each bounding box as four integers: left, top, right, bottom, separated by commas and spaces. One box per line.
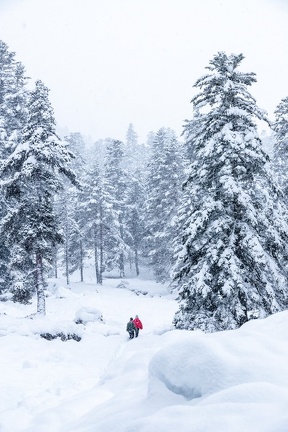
74, 306, 103, 325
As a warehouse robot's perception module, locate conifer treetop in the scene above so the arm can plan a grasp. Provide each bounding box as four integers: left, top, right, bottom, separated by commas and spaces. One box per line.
189, 52, 269, 145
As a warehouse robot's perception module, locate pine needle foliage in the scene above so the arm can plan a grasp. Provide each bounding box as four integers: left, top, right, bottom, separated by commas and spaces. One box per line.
173, 52, 288, 332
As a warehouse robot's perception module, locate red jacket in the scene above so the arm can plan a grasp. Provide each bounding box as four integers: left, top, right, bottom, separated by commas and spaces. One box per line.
133, 317, 143, 329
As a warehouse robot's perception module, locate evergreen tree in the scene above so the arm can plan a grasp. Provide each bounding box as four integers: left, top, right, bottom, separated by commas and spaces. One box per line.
272, 97, 288, 198
173, 52, 288, 332
126, 123, 138, 155
86, 138, 110, 170
125, 171, 146, 276
0, 42, 28, 156
182, 109, 202, 162
0, 41, 29, 294
83, 162, 105, 284
104, 139, 130, 277
124, 123, 150, 173
66, 191, 86, 282
144, 128, 185, 282
0, 80, 77, 314
56, 187, 80, 285
65, 132, 87, 175
81, 161, 118, 284
57, 132, 87, 283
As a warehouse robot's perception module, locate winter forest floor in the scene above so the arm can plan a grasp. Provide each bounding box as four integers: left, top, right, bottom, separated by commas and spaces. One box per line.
0, 264, 288, 432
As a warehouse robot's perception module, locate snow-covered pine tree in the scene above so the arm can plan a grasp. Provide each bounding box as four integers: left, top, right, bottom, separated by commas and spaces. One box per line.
81, 162, 104, 284
124, 123, 148, 173
81, 160, 120, 284
104, 139, 130, 278
0, 42, 29, 157
125, 171, 146, 276
182, 108, 202, 162
56, 187, 80, 285
144, 127, 185, 282
173, 52, 288, 332
87, 138, 108, 169
65, 188, 86, 282
0, 80, 77, 314
272, 97, 288, 198
126, 123, 138, 154
57, 132, 87, 284
0, 41, 29, 296
65, 132, 87, 175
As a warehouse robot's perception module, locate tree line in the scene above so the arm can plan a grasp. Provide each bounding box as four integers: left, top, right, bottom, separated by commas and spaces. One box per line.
1, 41, 288, 332
0, 41, 185, 316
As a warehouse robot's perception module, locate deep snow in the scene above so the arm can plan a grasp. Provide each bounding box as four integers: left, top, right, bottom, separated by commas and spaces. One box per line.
0, 266, 288, 432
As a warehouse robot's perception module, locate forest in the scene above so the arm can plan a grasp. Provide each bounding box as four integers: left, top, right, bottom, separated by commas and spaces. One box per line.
1, 40, 288, 333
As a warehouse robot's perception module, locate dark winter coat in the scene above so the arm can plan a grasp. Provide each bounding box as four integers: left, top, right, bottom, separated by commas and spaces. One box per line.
126, 320, 136, 332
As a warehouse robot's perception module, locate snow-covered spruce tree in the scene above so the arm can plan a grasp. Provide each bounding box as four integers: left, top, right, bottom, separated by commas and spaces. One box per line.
56, 187, 80, 285
81, 162, 104, 284
104, 139, 130, 278
0, 42, 29, 159
0, 80, 77, 314
272, 97, 288, 198
126, 123, 138, 156
125, 171, 146, 276
124, 123, 147, 173
0, 41, 29, 295
144, 128, 185, 282
182, 108, 203, 162
56, 133, 87, 284
173, 52, 288, 332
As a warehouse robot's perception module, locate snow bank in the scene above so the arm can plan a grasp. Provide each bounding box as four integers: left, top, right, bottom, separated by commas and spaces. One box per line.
146, 311, 288, 432
149, 315, 288, 398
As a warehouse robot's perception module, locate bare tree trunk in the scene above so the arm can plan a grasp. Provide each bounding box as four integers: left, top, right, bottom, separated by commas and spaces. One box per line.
99, 215, 103, 285
65, 236, 69, 286
64, 197, 70, 286
119, 251, 125, 278
80, 239, 84, 282
95, 245, 101, 284
94, 224, 101, 284
119, 214, 125, 278
36, 253, 46, 315
134, 248, 139, 276
54, 246, 58, 278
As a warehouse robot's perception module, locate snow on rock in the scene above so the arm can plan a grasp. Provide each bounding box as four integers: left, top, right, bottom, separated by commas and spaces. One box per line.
0, 313, 83, 340
46, 279, 76, 299
74, 306, 103, 324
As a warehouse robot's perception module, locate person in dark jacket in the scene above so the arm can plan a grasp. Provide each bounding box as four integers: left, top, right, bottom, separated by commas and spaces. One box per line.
133, 315, 143, 337
126, 317, 136, 339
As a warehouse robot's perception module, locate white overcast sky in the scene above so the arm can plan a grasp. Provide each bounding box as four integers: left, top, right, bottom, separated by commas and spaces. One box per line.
0, 0, 288, 143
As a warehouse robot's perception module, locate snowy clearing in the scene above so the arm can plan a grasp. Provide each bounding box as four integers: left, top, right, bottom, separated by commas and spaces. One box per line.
0, 270, 288, 432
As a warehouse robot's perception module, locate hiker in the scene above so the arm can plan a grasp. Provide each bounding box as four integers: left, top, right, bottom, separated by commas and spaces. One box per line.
126, 317, 136, 339
133, 315, 143, 337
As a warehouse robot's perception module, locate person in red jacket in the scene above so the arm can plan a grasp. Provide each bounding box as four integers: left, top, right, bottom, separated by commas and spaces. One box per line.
133, 315, 143, 337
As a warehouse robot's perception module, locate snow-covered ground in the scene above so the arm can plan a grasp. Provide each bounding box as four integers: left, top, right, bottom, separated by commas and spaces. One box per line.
0, 265, 288, 432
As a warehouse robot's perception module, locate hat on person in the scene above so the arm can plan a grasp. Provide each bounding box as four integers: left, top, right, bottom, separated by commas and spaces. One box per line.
135, 315, 138, 318
130, 317, 133, 320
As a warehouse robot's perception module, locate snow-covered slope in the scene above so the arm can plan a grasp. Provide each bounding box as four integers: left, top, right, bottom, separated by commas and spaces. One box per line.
0, 272, 288, 432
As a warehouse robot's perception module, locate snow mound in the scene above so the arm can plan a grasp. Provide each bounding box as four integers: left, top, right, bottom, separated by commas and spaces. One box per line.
46, 279, 75, 298
74, 306, 103, 325
148, 312, 288, 402
0, 313, 83, 341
